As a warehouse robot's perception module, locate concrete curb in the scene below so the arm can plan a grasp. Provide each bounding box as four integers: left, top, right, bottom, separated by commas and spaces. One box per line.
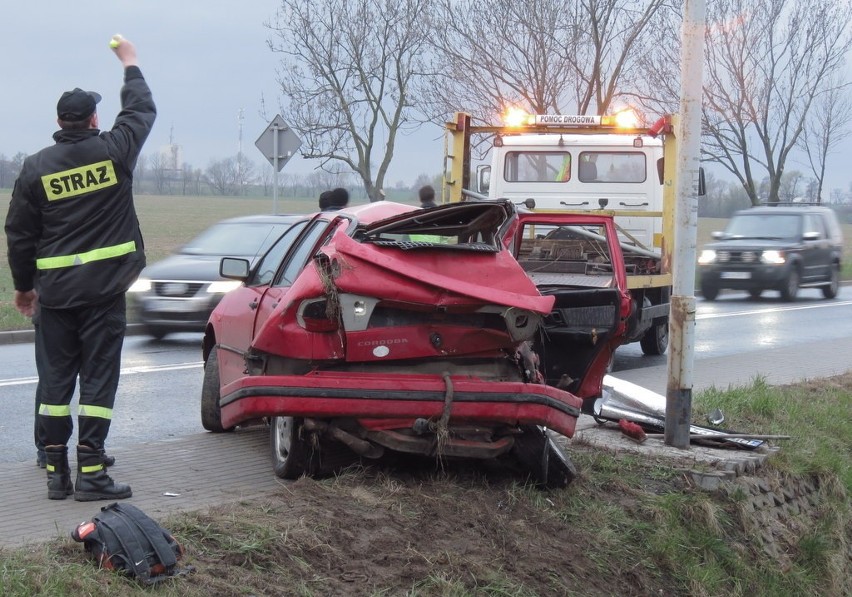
0, 323, 147, 346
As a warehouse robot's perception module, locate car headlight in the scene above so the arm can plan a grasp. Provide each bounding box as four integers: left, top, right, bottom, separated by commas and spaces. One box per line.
761, 250, 786, 265
128, 277, 151, 293
697, 250, 716, 265
206, 280, 243, 294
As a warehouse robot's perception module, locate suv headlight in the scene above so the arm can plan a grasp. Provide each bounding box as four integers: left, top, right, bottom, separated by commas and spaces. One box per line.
128, 277, 151, 293
760, 250, 785, 265
698, 250, 716, 265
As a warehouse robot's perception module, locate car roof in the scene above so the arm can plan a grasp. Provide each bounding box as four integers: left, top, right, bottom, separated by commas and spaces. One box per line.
736, 205, 834, 216
333, 201, 419, 224
214, 214, 306, 225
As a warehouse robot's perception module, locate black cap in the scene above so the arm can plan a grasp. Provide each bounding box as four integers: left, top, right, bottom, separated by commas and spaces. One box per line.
57, 88, 102, 121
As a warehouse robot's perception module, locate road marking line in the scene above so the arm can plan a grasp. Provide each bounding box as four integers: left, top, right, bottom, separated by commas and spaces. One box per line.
697, 300, 852, 320
0, 361, 203, 387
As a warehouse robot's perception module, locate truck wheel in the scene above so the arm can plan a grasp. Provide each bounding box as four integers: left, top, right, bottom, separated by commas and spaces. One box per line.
748, 289, 763, 300
700, 282, 719, 301
821, 264, 839, 299
640, 320, 668, 356
200, 348, 233, 432
779, 267, 800, 302
270, 416, 309, 479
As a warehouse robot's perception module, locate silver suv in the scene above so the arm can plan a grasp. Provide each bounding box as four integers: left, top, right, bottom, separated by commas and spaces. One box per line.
698, 205, 843, 301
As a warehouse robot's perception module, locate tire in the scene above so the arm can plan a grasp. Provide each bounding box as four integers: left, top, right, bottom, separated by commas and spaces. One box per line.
821, 264, 840, 299
779, 266, 800, 302
700, 282, 719, 301
144, 325, 169, 340
748, 289, 762, 300
200, 348, 232, 432
639, 319, 668, 356
270, 416, 309, 479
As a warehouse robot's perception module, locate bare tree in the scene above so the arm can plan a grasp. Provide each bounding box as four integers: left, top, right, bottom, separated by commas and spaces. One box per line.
148, 153, 169, 195
701, 0, 852, 205
267, 0, 435, 201
798, 79, 852, 203
234, 152, 257, 196
426, 0, 664, 124
205, 157, 238, 196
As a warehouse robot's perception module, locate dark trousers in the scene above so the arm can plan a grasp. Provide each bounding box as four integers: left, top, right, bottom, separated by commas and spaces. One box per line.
36, 294, 126, 452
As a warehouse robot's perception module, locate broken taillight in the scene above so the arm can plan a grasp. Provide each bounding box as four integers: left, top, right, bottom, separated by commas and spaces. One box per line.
297, 298, 339, 332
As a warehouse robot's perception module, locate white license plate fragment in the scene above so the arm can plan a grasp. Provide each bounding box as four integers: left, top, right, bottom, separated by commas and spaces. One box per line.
149, 299, 197, 312
720, 271, 750, 280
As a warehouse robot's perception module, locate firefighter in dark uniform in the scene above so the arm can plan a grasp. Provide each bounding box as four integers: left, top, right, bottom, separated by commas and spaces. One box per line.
5, 36, 156, 501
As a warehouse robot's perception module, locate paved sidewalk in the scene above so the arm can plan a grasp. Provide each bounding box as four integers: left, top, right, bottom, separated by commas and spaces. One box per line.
0, 427, 280, 548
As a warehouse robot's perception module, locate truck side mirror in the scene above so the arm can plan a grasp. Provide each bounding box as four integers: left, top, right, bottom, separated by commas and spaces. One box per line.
476, 165, 491, 194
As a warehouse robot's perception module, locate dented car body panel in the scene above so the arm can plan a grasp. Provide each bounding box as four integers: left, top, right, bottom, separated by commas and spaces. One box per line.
203, 200, 631, 484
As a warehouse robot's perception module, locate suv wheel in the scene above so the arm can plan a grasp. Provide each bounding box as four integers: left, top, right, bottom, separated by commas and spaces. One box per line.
748, 289, 762, 300
779, 267, 800, 302
700, 281, 719, 301
821, 264, 840, 299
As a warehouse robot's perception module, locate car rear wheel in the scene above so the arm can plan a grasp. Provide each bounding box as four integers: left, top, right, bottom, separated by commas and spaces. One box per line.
200, 348, 233, 432
821, 264, 840, 299
270, 416, 310, 479
639, 319, 668, 356
700, 282, 719, 301
779, 267, 800, 302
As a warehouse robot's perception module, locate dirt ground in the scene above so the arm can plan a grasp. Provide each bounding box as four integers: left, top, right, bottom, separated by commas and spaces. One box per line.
167, 448, 686, 596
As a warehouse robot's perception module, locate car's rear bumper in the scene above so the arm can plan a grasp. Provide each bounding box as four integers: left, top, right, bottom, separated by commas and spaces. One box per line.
220, 372, 583, 438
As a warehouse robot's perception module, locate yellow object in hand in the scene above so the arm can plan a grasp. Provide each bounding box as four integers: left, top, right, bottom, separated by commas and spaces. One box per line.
109, 34, 123, 49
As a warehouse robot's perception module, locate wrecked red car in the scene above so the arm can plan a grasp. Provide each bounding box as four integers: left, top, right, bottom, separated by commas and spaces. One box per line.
201, 200, 630, 487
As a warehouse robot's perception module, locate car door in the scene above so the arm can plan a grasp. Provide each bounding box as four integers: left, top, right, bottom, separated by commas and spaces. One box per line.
214, 220, 310, 387
251, 218, 339, 343
801, 213, 829, 281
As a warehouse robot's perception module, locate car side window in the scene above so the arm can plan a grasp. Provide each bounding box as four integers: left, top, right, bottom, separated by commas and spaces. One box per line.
250, 221, 309, 286
274, 221, 334, 287
803, 214, 824, 239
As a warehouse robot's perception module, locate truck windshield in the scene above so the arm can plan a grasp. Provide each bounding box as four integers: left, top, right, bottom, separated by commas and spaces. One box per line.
504, 151, 571, 182
578, 152, 646, 183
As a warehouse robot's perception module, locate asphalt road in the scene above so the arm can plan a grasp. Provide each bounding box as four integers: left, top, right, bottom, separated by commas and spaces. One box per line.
1, 286, 850, 464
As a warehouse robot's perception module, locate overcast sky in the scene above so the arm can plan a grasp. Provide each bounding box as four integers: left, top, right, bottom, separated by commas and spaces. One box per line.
0, 0, 444, 187
1, 2, 848, 195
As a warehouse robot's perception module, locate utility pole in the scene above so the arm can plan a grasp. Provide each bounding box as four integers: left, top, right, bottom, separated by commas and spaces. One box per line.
665, 0, 705, 448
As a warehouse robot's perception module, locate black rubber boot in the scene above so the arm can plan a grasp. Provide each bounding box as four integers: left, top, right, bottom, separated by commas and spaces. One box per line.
101, 450, 115, 468
74, 445, 132, 502
45, 445, 73, 500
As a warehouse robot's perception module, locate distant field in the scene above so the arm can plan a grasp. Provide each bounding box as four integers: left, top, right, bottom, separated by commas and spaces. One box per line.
0, 193, 850, 331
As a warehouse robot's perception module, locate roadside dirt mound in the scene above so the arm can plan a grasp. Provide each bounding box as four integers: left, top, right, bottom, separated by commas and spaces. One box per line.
172, 452, 682, 596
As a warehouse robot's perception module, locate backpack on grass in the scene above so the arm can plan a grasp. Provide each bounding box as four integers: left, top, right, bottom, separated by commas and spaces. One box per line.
72, 502, 191, 585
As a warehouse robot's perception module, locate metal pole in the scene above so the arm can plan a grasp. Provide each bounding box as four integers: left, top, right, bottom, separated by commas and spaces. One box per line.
665, 0, 705, 448
272, 123, 279, 215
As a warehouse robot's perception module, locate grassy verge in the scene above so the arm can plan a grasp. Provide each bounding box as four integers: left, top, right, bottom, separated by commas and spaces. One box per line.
1, 374, 849, 596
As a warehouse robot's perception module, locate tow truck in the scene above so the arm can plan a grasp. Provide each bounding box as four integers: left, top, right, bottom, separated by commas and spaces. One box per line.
442, 109, 704, 356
